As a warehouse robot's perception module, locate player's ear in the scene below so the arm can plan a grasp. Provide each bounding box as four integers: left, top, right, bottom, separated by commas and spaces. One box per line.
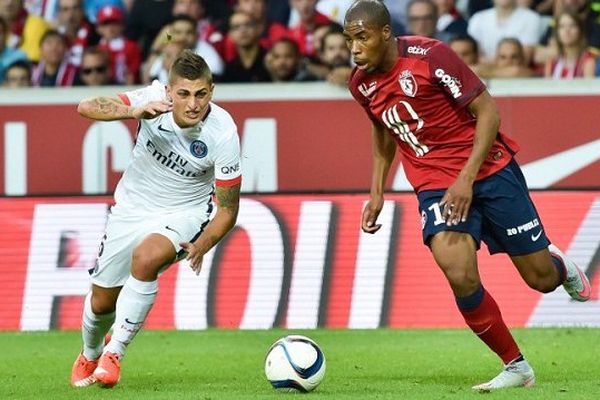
382, 24, 392, 41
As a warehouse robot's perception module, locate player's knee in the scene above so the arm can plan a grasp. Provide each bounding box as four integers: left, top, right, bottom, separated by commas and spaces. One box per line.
91, 293, 116, 314
131, 248, 161, 281
443, 267, 479, 293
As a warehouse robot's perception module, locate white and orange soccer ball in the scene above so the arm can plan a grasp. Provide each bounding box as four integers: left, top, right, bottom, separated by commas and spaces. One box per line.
264, 335, 326, 392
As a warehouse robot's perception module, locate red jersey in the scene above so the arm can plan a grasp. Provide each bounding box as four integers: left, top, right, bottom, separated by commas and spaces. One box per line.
349, 36, 520, 193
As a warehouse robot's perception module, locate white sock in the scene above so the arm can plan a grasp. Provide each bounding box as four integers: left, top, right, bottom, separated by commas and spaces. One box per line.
82, 292, 115, 360
104, 276, 157, 358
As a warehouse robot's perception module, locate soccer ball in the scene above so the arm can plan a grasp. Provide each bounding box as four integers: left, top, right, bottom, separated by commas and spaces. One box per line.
264, 335, 326, 392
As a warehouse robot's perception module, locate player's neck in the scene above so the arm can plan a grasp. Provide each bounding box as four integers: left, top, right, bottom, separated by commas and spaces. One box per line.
378, 38, 399, 74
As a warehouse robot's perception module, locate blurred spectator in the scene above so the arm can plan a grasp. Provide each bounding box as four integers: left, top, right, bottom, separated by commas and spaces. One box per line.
318, 29, 352, 86
467, 0, 493, 16
31, 29, 76, 86
309, 0, 353, 25
468, 0, 545, 63
544, 11, 596, 78
142, 41, 187, 85
312, 22, 340, 55
83, 0, 126, 24
221, 11, 270, 82
407, 0, 439, 38
76, 46, 114, 85
236, 0, 288, 49
2, 60, 32, 87
266, 0, 290, 25
96, 5, 141, 84
149, 14, 224, 78
475, 37, 535, 77
0, 16, 29, 83
288, 0, 333, 57
54, 0, 96, 66
125, 0, 174, 59
383, 0, 410, 34
265, 37, 315, 81
449, 34, 479, 66
0, 0, 49, 62
172, 0, 224, 46
146, 41, 184, 83
435, 0, 468, 42
554, 0, 600, 51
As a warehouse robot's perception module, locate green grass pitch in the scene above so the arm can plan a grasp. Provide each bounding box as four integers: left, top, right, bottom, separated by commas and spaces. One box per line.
1, 328, 599, 399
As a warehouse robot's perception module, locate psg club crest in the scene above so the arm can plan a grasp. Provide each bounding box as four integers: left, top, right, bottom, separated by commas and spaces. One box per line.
399, 70, 418, 97
190, 140, 208, 158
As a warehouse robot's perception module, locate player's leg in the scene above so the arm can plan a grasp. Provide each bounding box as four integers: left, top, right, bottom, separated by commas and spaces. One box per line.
430, 231, 524, 368
95, 233, 176, 387
71, 215, 134, 388
419, 188, 533, 391
483, 160, 590, 301
71, 285, 120, 387
94, 211, 208, 387
511, 246, 591, 302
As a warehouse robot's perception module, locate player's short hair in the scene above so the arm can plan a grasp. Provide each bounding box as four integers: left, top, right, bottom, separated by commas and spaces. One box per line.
39, 29, 66, 47
169, 49, 213, 84
344, 0, 391, 29
271, 37, 301, 57
172, 14, 198, 29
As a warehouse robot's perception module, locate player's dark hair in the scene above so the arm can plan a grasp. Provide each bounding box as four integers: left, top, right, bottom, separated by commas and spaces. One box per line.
344, 0, 391, 29
4, 60, 31, 80
169, 49, 213, 84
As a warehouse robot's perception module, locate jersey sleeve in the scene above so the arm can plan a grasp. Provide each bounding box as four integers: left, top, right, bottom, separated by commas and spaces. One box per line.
118, 80, 167, 107
214, 129, 242, 187
348, 68, 380, 124
427, 41, 486, 108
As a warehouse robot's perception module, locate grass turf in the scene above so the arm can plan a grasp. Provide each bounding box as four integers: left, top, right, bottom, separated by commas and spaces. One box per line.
0, 328, 599, 399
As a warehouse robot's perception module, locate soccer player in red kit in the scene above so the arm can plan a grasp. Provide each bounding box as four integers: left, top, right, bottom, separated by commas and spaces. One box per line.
344, 0, 591, 391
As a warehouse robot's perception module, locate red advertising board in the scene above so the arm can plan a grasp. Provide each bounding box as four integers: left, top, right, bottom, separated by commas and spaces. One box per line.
1, 94, 599, 196
1, 192, 598, 331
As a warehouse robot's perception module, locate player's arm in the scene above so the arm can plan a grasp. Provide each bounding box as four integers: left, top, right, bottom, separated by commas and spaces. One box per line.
181, 183, 241, 274
441, 90, 500, 225
77, 96, 172, 121
362, 121, 396, 234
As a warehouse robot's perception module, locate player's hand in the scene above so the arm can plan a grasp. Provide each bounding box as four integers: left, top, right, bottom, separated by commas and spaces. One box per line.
361, 195, 384, 234
440, 175, 473, 226
132, 101, 173, 120
180, 241, 204, 275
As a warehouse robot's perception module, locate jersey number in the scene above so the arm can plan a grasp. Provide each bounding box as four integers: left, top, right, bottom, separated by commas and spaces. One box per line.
381, 101, 429, 157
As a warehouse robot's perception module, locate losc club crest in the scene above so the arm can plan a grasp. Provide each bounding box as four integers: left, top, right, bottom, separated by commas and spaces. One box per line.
190, 140, 208, 158
399, 69, 418, 97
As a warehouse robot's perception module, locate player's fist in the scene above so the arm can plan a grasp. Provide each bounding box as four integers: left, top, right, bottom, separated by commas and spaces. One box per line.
361, 196, 384, 234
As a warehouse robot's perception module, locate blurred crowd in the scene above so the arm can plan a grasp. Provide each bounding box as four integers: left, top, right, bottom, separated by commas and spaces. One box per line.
1, 0, 599, 89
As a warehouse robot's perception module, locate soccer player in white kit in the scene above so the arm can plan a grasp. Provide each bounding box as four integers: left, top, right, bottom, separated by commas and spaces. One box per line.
70, 50, 242, 388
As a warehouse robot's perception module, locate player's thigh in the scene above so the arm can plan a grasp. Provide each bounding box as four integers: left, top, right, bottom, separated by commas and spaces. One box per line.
475, 160, 549, 256
131, 233, 178, 279
90, 214, 147, 288
418, 190, 482, 294
148, 211, 209, 262
430, 231, 481, 296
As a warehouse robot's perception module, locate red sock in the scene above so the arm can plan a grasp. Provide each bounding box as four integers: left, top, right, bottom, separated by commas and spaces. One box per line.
458, 289, 521, 364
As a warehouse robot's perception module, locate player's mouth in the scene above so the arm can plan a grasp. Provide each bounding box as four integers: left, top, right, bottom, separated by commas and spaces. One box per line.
354, 59, 368, 70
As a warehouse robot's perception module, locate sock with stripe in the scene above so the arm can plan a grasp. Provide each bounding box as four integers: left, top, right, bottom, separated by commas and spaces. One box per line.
456, 285, 521, 364
104, 276, 158, 358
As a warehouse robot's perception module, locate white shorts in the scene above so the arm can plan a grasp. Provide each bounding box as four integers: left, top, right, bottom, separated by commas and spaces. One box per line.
90, 210, 209, 288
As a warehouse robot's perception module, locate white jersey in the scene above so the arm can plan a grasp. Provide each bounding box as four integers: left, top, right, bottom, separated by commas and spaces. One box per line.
113, 80, 241, 216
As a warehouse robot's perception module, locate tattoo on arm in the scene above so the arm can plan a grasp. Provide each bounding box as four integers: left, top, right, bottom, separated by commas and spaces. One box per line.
92, 97, 132, 118
215, 184, 241, 214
